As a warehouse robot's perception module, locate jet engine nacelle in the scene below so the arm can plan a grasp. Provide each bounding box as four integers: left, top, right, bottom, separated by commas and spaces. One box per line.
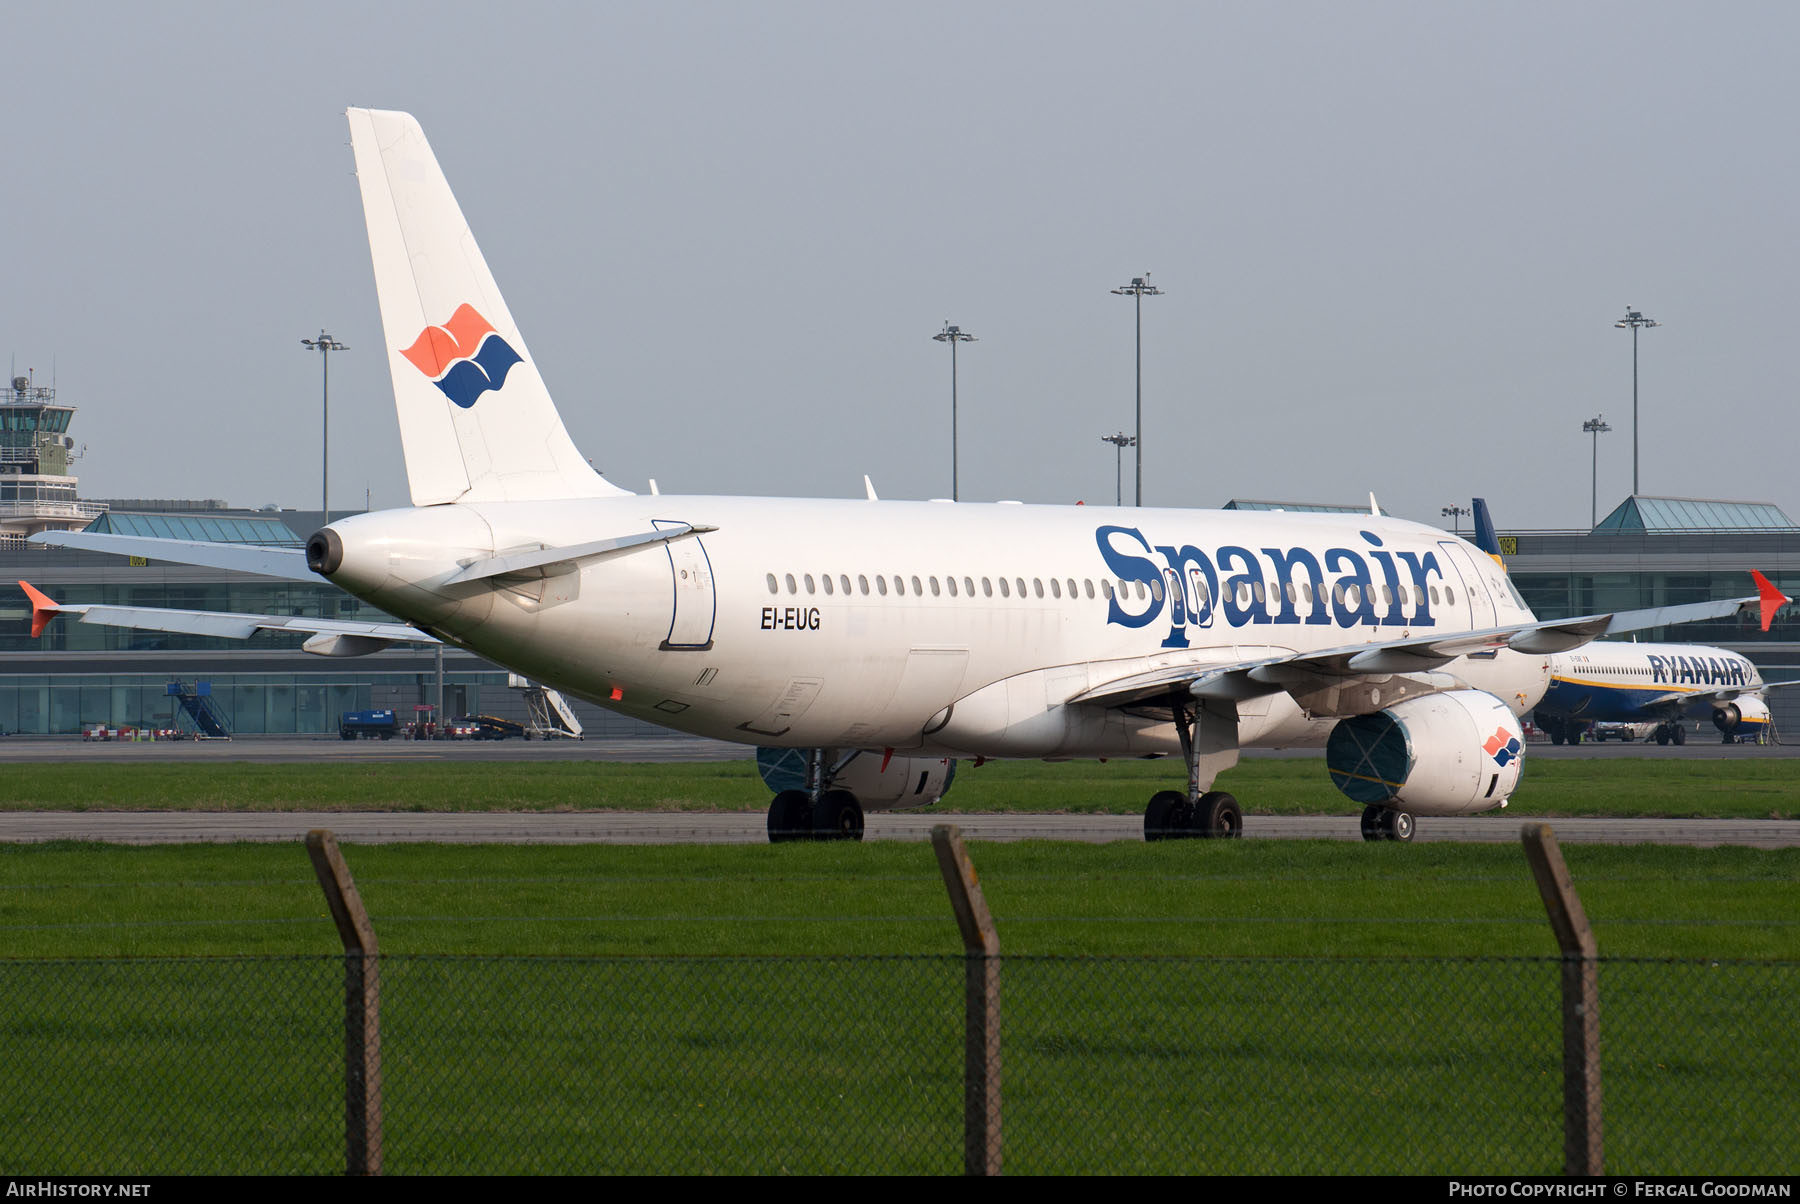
1325, 689, 1525, 817
756, 747, 957, 811
1712, 695, 1771, 735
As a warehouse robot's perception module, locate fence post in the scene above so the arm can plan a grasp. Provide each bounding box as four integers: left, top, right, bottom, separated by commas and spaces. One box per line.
931, 824, 1002, 1176
1520, 824, 1602, 1176
306, 829, 384, 1176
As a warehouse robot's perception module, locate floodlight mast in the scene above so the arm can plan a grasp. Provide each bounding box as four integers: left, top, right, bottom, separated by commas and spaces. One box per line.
1111, 274, 1163, 506
933, 322, 976, 502
301, 331, 348, 524
1582, 414, 1612, 529
1441, 504, 1470, 535
1614, 307, 1660, 497
1100, 432, 1135, 507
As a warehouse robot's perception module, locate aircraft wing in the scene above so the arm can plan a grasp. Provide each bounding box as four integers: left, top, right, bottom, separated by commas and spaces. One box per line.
18, 581, 433, 657
1660, 676, 1800, 711
1070, 574, 1789, 710
29, 531, 317, 581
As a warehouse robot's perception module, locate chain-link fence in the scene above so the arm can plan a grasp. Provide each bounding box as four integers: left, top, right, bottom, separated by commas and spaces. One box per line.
2, 950, 1795, 1174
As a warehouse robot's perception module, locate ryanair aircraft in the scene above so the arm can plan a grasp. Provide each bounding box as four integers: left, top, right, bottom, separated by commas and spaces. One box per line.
1535, 642, 1792, 745
22, 110, 1788, 843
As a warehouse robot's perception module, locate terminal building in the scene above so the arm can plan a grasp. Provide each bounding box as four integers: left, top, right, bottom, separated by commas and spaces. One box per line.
1, 388, 1795, 738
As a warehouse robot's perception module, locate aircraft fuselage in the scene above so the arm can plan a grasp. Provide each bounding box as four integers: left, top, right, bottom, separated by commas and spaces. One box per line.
316, 496, 1551, 759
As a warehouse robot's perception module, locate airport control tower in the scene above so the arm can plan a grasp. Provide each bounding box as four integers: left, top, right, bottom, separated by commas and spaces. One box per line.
0, 373, 105, 548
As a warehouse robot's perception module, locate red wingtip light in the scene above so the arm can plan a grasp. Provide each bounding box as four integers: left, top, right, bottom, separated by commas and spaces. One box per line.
609, 686, 624, 701
18, 580, 61, 639
1752, 570, 1788, 633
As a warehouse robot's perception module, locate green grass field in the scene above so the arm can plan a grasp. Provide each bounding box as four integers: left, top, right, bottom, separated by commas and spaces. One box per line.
3, 754, 1798, 817
3, 837, 1797, 960
2, 758, 1796, 1174
2, 838, 1795, 1174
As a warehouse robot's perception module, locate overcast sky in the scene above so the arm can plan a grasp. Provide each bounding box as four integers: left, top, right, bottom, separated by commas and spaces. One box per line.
4, 2, 1795, 529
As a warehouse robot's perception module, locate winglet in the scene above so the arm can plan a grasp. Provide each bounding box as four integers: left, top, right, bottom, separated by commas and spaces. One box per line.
18, 580, 61, 639
1753, 570, 1789, 632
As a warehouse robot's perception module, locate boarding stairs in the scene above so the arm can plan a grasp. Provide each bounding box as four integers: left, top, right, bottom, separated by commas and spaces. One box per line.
508, 674, 584, 739
167, 680, 231, 739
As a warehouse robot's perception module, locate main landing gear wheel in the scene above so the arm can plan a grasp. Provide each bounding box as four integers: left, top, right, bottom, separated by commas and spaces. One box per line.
811, 789, 865, 842
1198, 791, 1242, 839
1673, 724, 1687, 746
1144, 790, 1195, 841
767, 790, 813, 843
1360, 805, 1384, 842
1361, 806, 1415, 843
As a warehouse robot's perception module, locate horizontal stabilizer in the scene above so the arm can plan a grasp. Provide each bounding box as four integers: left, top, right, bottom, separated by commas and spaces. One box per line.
442, 524, 718, 586
29, 531, 317, 581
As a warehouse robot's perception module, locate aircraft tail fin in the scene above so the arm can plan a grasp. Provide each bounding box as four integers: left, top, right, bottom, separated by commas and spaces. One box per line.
1471, 498, 1503, 563
346, 108, 630, 506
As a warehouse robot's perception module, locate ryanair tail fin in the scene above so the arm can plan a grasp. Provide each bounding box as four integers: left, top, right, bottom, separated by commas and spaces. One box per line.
346, 108, 630, 506
1471, 497, 1503, 564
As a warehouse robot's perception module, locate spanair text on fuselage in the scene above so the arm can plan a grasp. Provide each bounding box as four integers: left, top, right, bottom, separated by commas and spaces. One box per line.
318, 499, 1551, 759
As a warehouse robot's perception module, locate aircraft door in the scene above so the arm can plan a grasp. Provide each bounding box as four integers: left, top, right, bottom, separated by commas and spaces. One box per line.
657, 520, 716, 650
1437, 541, 1498, 629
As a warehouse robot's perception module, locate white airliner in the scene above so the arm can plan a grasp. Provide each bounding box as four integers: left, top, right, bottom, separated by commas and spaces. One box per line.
20, 108, 1789, 843
1535, 642, 1794, 745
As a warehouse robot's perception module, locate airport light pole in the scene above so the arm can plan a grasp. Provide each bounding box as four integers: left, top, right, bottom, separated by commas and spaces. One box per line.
1582, 414, 1612, 529
301, 330, 348, 524
933, 322, 976, 501
1442, 505, 1470, 535
1614, 307, 1659, 497
1111, 274, 1163, 506
1101, 432, 1135, 507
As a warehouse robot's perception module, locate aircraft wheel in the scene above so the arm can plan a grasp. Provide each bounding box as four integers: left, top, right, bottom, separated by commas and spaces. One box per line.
767, 790, 813, 843
1198, 791, 1242, 839
1655, 727, 1670, 745
1360, 805, 1386, 842
1569, 727, 1583, 745
1673, 724, 1687, 746
1382, 809, 1416, 843
811, 789, 865, 842
1549, 731, 1564, 746
1144, 790, 1194, 841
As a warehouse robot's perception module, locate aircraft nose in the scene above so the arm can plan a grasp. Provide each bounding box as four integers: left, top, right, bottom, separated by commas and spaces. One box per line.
306, 528, 344, 576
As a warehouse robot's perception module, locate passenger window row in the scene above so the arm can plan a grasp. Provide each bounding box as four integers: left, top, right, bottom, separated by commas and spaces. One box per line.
762, 572, 1457, 610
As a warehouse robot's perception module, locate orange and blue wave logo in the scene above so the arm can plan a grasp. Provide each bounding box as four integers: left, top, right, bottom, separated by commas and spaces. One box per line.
1483, 727, 1522, 768
399, 304, 523, 409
